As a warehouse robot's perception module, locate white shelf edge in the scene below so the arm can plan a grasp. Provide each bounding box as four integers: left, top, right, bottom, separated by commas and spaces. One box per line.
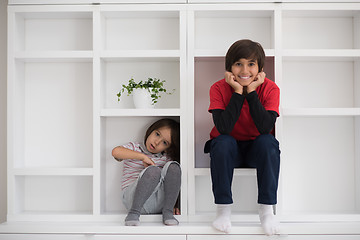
195, 49, 275, 57
2, 221, 360, 235
282, 108, 360, 116
194, 168, 256, 176
283, 49, 360, 58
13, 51, 93, 61
12, 168, 94, 176
100, 50, 181, 59
188, 3, 278, 11
9, 0, 186, 5
99, 3, 187, 12
8, 4, 95, 12
100, 108, 181, 117
279, 212, 360, 223
281, 2, 360, 11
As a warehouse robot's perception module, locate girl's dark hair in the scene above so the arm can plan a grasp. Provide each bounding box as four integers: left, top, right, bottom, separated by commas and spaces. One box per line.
225, 39, 265, 72
144, 118, 180, 163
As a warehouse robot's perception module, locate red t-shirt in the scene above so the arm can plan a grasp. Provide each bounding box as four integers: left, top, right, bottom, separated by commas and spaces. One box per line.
208, 77, 280, 141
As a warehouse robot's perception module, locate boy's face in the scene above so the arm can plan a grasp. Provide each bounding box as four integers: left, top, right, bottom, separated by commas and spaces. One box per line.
231, 58, 259, 87
145, 127, 172, 154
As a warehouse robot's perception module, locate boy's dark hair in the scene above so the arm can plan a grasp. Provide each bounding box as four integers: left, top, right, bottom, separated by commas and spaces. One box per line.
144, 118, 180, 163
225, 39, 265, 72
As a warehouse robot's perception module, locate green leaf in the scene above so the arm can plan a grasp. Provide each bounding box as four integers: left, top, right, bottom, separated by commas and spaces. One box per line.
116, 77, 175, 104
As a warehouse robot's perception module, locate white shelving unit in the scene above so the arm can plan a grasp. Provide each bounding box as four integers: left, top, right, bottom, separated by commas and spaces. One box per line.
279, 3, 360, 222
3, 0, 360, 238
7, 4, 187, 222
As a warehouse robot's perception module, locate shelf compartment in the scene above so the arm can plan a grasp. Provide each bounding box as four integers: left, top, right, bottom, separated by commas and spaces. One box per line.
11, 11, 93, 51
281, 116, 360, 218
9, 61, 93, 168
282, 9, 360, 50
192, 10, 274, 53
100, 116, 180, 214
194, 175, 258, 216
100, 58, 180, 110
282, 57, 360, 108
13, 175, 93, 214
194, 56, 275, 168
101, 11, 180, 51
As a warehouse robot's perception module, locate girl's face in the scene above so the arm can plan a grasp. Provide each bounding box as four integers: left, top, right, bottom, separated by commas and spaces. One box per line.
231, 58, 259, 87
145, 127, 172, 154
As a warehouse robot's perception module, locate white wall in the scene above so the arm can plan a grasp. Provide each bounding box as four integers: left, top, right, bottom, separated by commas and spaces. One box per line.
0, 0, 7, 223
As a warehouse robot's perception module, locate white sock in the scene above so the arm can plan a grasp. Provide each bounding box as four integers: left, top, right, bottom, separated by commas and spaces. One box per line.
212, 204, 232, 233
258, 204, 279, 236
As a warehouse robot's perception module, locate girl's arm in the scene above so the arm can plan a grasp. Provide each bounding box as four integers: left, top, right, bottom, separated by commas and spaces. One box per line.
112, 146, 155, 167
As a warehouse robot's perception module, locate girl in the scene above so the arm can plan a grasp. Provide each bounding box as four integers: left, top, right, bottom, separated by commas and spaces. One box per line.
112, 118, 181, 226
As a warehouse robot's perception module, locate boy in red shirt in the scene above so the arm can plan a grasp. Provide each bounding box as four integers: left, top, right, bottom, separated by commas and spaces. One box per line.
205, 39, 280, 235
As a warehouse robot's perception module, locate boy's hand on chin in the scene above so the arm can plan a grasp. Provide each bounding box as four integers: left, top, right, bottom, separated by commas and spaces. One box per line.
225, 71, 243, 94
247, 71, 266, 93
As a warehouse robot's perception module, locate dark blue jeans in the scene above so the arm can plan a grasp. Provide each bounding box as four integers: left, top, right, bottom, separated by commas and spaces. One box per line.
207, 134, 280, 205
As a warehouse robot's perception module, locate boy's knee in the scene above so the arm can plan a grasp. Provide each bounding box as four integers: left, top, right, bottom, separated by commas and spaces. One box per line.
211, 135, 237, 151
254, 134, 278, 148
254, 135, 280, 163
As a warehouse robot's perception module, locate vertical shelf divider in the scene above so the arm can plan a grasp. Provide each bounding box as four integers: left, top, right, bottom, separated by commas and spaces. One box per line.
273, 3, 284, 217
92, 6, 101, 216
186, 8, 196, 218
179, 7, 188, 219
7, 7, 16, 220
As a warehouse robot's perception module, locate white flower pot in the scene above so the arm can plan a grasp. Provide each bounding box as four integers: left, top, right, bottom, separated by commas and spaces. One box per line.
132, 88, 155, 109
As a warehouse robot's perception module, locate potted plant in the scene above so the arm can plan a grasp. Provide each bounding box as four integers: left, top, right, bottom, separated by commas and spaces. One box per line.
117, 77, 173, 108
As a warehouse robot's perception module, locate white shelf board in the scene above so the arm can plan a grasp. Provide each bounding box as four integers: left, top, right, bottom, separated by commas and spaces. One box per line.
1, 221, 360, 235
14, 51, 93, 62
12, 168, 94, 176
280, 212, 360, 223
188, 3, 277, 11
281, 2, 360, 11
100, 108, 181, 117
99, 0, 186, 3
283, 0, 360, 2
194, 168, 256, 176
9, 0, 96, 4
282, 108, 360, 117
8, 5, 94, 14
194, 49, 275, 57
189, 0, 277, 3
188, 212, 259, 223
9, 0, 186, 4
283, 49, 360, 58
99, 3, 186, 12
100, 50, 180, 60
